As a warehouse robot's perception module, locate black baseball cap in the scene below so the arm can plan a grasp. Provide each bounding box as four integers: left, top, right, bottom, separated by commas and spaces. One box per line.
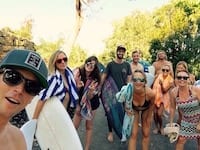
116, 45, 126, 52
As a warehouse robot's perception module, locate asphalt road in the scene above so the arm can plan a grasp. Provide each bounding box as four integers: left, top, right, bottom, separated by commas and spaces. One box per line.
10, 104, 197, 150
78, 103, 198, 150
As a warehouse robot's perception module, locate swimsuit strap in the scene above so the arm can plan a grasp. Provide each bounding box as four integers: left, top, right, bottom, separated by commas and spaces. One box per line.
176, 86, 192, 100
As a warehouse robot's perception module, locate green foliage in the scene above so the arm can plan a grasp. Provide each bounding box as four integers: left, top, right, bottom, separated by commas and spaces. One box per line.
102, 11, 154, 63
99, 0, 200, 78
35, 38, 65, 64
68, 45, 87, 69
14, 18, 34, 40
149, 0, 200, 78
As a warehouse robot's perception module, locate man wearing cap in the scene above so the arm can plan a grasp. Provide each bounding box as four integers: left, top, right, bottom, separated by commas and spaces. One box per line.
0, 49, 48, 150
99, 45, 132, 142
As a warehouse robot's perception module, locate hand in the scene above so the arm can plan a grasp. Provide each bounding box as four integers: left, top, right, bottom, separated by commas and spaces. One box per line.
88, 80, 99, 94
88, 80, 98, 92
77, 76, 84, 89
125, 108, 134, 116
159, 80, 163, 85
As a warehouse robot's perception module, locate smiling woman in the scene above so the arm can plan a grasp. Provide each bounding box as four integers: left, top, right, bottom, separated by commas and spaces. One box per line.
73, 55, 101, 150
170, 70, 200, 150
128, 69, 155, 150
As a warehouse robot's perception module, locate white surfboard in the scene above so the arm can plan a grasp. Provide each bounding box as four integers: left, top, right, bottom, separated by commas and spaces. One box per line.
20, 119, 37, 150
148, 65, 155, 75
25, 96, 83, 150
194, 80, 200, 87
145, 66, 155, 87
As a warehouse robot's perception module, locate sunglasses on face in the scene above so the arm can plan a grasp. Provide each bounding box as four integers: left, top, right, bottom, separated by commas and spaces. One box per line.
86, 62, 95, 67
56, 57, 68, 64
176, 76, 189, 80
1, 69, 43, 96
132, 78, 145, 83
162, 69, 169, 72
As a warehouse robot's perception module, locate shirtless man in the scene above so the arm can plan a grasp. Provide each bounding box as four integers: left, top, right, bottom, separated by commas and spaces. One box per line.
130, 50, 144, 74
0, 49, 48, 150
153, 50, 174, 78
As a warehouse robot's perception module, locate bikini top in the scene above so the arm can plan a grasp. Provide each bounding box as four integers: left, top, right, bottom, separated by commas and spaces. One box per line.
176, 87, 192, 99
132, 89, 151, 111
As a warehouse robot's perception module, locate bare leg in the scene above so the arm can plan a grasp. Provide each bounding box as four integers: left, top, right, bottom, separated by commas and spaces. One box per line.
33, 100, 46, 119
85, 111, 96, 150
176, 137, 186, 150
106, 113, 113, 142
157, 104, 164, 134
128, 111, 139, 150
153, 106, 159, 134
141, 110, 152, 150
73, 105, 82, 129
197, 138, 200, 150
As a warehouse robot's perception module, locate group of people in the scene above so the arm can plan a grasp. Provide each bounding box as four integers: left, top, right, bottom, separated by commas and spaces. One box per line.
99, 48, 200, 150
0, 47, 199, 150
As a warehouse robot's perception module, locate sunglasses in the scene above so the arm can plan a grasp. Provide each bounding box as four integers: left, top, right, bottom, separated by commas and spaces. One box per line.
56, 57, 68, 64
132, 78, 145, 83
86, 62, 95, 67
176, 76, 189, 80
162, 69, 169, 72
1, 69, 43, 96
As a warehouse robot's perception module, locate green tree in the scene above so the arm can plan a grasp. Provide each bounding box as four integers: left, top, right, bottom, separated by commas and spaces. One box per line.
149, 0, 200, 78
14, 17, 34, 40
36, 38, 65, 64
68, 45, 87, 68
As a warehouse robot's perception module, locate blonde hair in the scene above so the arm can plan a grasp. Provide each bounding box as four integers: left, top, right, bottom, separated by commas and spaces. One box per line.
156, 50, 167, 61
176, 61, 188, 72
48, 50, 67, 75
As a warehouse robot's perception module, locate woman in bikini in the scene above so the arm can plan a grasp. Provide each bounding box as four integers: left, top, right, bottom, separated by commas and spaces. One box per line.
170, 70, 200, 150
127, 70, 155, 150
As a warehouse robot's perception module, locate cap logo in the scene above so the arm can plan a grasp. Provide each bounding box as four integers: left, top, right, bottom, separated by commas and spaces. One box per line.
25, 52, 42, 70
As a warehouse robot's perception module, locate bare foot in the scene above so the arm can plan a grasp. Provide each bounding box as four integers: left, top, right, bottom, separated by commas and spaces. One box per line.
160, 128, 164, 135
107, 132, 113, 142
153, 128, 159, 134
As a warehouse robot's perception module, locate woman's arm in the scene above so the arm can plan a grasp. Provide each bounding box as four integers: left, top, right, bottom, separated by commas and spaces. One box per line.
32, 100, 46, 119
169, 88, 176, 124
192, 86, 200, 101
149, 88, 155, 113
87, 80, 99, 100
160, 79, 174, 93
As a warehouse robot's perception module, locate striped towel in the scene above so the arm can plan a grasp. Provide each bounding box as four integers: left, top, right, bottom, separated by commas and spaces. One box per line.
65, 67, 79, 107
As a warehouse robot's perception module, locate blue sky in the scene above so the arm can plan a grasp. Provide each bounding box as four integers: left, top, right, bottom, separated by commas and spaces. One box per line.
0, 0, 169, 55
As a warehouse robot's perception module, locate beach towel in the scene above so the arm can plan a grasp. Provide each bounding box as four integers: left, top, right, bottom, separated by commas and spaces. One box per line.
80, 80, 93, 120
116, 83, 134, 141
153, 74, 173, 112
65, 67, 79, 108
101, 76, 124, 139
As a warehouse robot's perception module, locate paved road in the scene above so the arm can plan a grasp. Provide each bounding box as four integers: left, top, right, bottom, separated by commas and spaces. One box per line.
78, 103, 198, 150
10, 105, 197, 150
